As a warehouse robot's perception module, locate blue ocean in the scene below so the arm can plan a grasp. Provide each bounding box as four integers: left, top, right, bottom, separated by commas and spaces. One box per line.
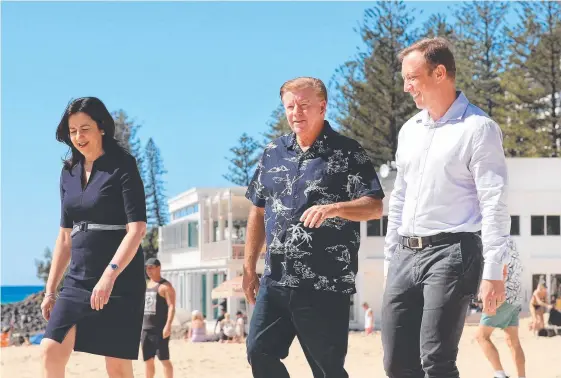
1, 286, 44, 304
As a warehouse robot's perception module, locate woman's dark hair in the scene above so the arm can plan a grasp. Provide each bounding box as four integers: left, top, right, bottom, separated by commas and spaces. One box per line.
56, 97, 128, 169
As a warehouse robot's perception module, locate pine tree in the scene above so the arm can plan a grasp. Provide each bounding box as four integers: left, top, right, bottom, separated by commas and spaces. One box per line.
112, 110, 146, 176
223, 133, 261, 186
144, 138, 169, 227
262, 104, 291, 144
331, 1, 418, 166
35, 247, 66, 290
507, 1, 561, 157
143, 138, 168, 260
142, 228, 159, 261
453, 1, 511, 123
423, 13, 456, 40
500, 2, 552, 156
34, 247, 52, 284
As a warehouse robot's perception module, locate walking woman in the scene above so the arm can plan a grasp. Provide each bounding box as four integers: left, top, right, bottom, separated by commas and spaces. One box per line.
40, 97, 147, 378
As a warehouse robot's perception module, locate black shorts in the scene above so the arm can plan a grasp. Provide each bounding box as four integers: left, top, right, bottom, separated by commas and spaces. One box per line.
141, 330, 170, 361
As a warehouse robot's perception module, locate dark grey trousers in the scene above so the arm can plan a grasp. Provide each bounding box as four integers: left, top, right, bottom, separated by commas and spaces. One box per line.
381, 232, 484, 378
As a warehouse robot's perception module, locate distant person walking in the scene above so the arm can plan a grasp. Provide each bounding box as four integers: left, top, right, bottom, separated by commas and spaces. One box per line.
362, 303, 374, 335
477, 239, 526, 378
142, 258, 176, 378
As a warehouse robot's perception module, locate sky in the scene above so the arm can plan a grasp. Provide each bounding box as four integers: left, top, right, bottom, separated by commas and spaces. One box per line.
1, 1, 519, 285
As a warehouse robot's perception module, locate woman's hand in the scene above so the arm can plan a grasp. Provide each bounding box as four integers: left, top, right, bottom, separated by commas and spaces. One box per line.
90, 273, 115, 311
41, 296, 56, 321
41, 295, 56, 321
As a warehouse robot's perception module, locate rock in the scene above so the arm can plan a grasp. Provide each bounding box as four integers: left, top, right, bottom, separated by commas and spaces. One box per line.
1, 290, 47, 336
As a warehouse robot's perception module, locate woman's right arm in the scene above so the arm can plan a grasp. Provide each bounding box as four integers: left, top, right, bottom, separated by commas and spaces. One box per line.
45, 228, 72, 294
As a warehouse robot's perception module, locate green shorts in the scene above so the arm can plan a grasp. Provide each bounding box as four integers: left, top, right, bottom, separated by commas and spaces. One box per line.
480, 302, 521, 329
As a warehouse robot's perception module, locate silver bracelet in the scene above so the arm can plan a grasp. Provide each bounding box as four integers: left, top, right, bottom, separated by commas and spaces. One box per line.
45, 292, 58, 299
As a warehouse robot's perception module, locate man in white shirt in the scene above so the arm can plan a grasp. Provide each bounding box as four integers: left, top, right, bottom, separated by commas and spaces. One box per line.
381, 37, 511, 378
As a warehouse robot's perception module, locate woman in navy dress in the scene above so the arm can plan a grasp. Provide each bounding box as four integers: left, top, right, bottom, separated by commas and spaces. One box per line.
40, 97, 147, 378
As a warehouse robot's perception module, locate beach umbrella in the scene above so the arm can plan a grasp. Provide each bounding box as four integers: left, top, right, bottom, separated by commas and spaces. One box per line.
211, 276, 244, 299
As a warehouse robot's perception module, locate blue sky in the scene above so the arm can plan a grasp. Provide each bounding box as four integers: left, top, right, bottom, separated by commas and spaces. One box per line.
1, 1, 518, 285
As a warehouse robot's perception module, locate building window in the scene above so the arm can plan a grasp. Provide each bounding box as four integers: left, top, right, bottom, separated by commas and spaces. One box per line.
367, 219, 381, 236
171, 203, 199, 220
546, 216, 561, 236
366, 216, 388, 237
510, 216, 520, 236
188, 222, 199, 248
201, 274, 207, 318
531, 216, 545, 235
212, 273, 219, 319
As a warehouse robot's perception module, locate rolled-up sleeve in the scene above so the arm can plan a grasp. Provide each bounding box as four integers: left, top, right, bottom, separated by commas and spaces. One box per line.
469, 121, 511, 280
120, 157, 147, 223
350, 144, 385, 200
245, 154, 267, 208
59, 169, 73, 229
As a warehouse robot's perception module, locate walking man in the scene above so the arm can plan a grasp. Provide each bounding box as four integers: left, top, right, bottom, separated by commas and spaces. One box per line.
477, 238, 526, 378
382, 37, 511, 378
142, 258, 176, 378
243, 76, 384, 378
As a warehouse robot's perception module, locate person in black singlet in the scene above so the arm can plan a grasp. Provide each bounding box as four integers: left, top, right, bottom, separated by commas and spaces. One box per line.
142, 258, 176, 378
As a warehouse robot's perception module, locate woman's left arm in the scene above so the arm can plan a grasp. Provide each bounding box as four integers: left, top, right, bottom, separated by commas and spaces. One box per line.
91, 156, 147, 311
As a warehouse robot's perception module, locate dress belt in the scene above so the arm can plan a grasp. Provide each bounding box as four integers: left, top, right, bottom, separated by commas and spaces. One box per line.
398, 231, 481, 250
71, 222, 126, 237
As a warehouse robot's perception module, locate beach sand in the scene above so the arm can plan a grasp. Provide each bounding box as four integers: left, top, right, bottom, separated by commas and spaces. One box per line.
1, 317, 559, 378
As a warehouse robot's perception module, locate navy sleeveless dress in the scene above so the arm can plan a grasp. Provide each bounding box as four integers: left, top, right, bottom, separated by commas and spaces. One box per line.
44, 151, 147, 360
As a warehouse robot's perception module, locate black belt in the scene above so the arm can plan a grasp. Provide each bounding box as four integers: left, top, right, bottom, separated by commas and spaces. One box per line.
398, 231, 480, 250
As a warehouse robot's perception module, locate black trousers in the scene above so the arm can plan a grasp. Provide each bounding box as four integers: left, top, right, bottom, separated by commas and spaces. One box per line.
246, 279, 351, 378
382, 233, 483, 378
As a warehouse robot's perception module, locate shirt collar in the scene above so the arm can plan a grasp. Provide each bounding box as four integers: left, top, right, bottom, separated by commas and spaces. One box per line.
420, 91, 470, 126
288, 120, 335, 152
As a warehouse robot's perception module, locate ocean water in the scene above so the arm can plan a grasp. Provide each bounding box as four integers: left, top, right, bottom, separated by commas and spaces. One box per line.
1, 286, 44, 304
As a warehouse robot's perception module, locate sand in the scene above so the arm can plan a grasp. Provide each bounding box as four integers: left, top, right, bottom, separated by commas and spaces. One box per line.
1, 317, 560, 378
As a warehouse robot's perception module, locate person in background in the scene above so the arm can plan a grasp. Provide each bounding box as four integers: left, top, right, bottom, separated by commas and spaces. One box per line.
362, 302, 374, 335
234, 311, 246, 343
477, 238, 526, 378
220, 313, 235, 343
529, 283, 550, 332
214, 307, 226, 338
141, 258, 176, 378
187, 310, 207, 343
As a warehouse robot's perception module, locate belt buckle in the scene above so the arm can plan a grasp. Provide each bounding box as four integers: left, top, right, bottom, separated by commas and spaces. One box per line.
80, 222, 88, 232
408, 236, 423, 249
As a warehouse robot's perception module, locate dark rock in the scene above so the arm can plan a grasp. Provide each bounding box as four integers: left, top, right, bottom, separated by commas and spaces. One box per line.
1, 290, 47, 336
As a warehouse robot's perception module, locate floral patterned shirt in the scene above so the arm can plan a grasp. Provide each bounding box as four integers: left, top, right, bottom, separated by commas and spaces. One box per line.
505, 238, 523, 305
246, 121, 384, 294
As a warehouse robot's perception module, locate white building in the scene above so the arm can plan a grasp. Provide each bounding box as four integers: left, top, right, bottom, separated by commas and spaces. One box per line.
159, 158, 561, 331
157, 187, 265, 328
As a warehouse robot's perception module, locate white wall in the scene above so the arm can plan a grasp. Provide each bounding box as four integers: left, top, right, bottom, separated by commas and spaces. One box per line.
353, 158, 561, 329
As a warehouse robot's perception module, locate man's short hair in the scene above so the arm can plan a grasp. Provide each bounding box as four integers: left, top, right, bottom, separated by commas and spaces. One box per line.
279, 77, 328, 103
398, 37, 456, 79
145, 257, 161, 267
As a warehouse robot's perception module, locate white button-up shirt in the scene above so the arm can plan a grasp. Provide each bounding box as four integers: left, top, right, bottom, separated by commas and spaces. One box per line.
384, 92, 511, 281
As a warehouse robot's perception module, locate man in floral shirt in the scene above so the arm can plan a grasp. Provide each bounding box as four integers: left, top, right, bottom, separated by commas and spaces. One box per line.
243, 76, 384, 378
